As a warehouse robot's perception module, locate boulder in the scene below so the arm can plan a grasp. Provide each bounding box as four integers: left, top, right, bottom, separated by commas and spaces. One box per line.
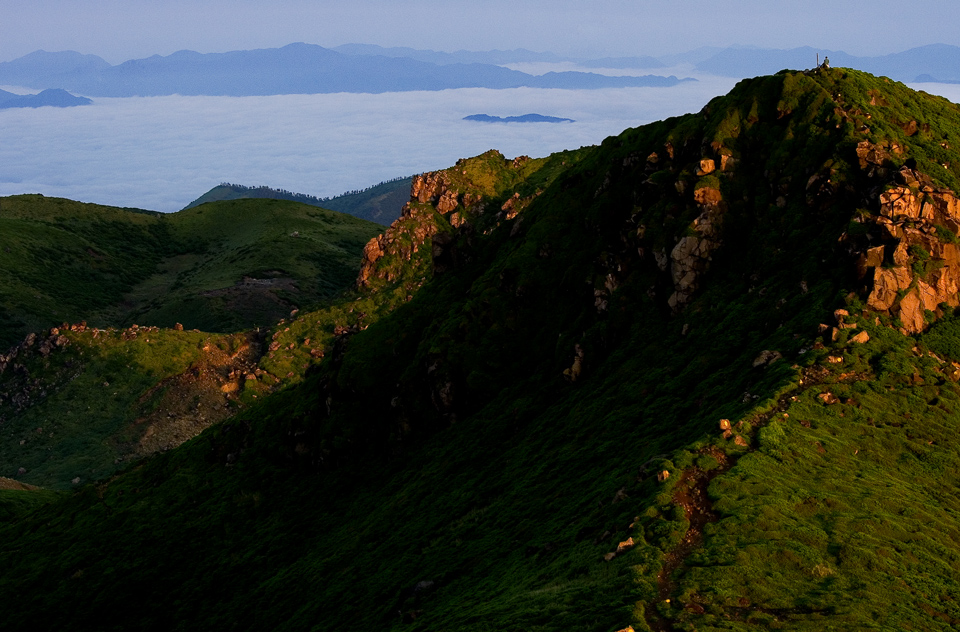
850, 331, 871, 344
818, 392, 839, 405
693, 187, 723, 209
880, 186, 922, 219
856, 140, 891, 169
752, 350, 783, 367
696, 159, 716, 176
857, 245, 885, 277
897, 289, 926, 334
436, 189, 459, 214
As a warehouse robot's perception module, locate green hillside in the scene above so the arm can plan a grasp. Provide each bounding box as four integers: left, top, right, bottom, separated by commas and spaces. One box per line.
0, 196, 384, 348
0, 197, 384, 488
4, 68, 960, 631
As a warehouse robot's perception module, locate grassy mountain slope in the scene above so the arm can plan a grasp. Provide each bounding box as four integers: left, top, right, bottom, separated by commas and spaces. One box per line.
0, 196, 384, 348
3, 68, 960, 631
0, 198, 382, 488
184, 178, 411, 225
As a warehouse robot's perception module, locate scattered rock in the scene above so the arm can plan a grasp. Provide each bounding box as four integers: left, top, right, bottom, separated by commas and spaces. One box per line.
657, 470, 670, 483
752, 350, 783, 367
563, 344, 585, 382
733, 435, 748, 447
616, 537, 635, 553
696, 159, 716, 176
719, 418, 731, 430
818, 392, 840, 405
850, 331, 870, 344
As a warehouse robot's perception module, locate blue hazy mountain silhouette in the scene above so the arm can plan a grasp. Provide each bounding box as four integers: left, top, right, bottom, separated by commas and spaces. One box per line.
0, 88, 91, 109
464, 113, 575, 123
333, 44, 665, 69
332, 44, 568, 66
0, 43, 691, 97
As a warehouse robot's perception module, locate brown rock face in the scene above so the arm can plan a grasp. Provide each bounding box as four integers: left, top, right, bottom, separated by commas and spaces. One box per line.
880, 186, 922, 220
357, 235, 385, 287
857, 167, 960, 333
866, 267, 911, 311
696, 159, 716, 176
436, 189, 459, 214
850, 331, 871, 344
668, 187, 725, 311
856, 140, 892, 171
898, 290, 926, 333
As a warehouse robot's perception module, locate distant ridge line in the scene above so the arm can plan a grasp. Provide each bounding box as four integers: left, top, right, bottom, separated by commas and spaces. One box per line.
216, 175, 414, 205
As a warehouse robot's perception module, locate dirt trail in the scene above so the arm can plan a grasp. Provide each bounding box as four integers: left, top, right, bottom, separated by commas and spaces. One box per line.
644, 366, 831, 631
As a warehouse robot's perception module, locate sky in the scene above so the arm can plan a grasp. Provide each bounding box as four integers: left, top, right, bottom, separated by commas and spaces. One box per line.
2, 0, 959, 64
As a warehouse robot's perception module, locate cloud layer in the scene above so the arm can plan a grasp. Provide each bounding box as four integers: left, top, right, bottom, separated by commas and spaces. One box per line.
3, 78, 955, 213
0, 78, 739, 212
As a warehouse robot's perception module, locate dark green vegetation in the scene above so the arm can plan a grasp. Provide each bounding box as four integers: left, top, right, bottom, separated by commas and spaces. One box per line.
4, 68, 960, 631
0, 197, 383, 489
0, 195, 384, 348
184, 176, 412, 224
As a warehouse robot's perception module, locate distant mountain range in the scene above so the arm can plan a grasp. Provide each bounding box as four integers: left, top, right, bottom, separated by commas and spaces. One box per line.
338, 42, 960, 83
464, 113, 575, 123
0, 43, 691, 97
184, 177, 412, 225
2, 42, 958, 100
0, 87, 90, 108
332, 44, 666, 69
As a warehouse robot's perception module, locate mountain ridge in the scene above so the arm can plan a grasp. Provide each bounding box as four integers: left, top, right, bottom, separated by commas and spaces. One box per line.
183, 177, 412, 224
0, 87, 90, 108
3, 68, 960, 631
0, 43, 690, 97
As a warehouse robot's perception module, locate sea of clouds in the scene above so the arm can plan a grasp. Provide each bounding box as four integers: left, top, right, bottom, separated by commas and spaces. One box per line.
0, 76, 738, 212
0, 76, 957, 213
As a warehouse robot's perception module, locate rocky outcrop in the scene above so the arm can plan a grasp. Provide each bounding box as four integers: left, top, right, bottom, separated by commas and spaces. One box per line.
357, 203, 443, 289
855, 165, 960, 333
668, 186, 726, 311
357, 167, 481, 289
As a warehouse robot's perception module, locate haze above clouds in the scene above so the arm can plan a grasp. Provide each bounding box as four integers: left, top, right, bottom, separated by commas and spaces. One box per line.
2, 0, 959, 63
